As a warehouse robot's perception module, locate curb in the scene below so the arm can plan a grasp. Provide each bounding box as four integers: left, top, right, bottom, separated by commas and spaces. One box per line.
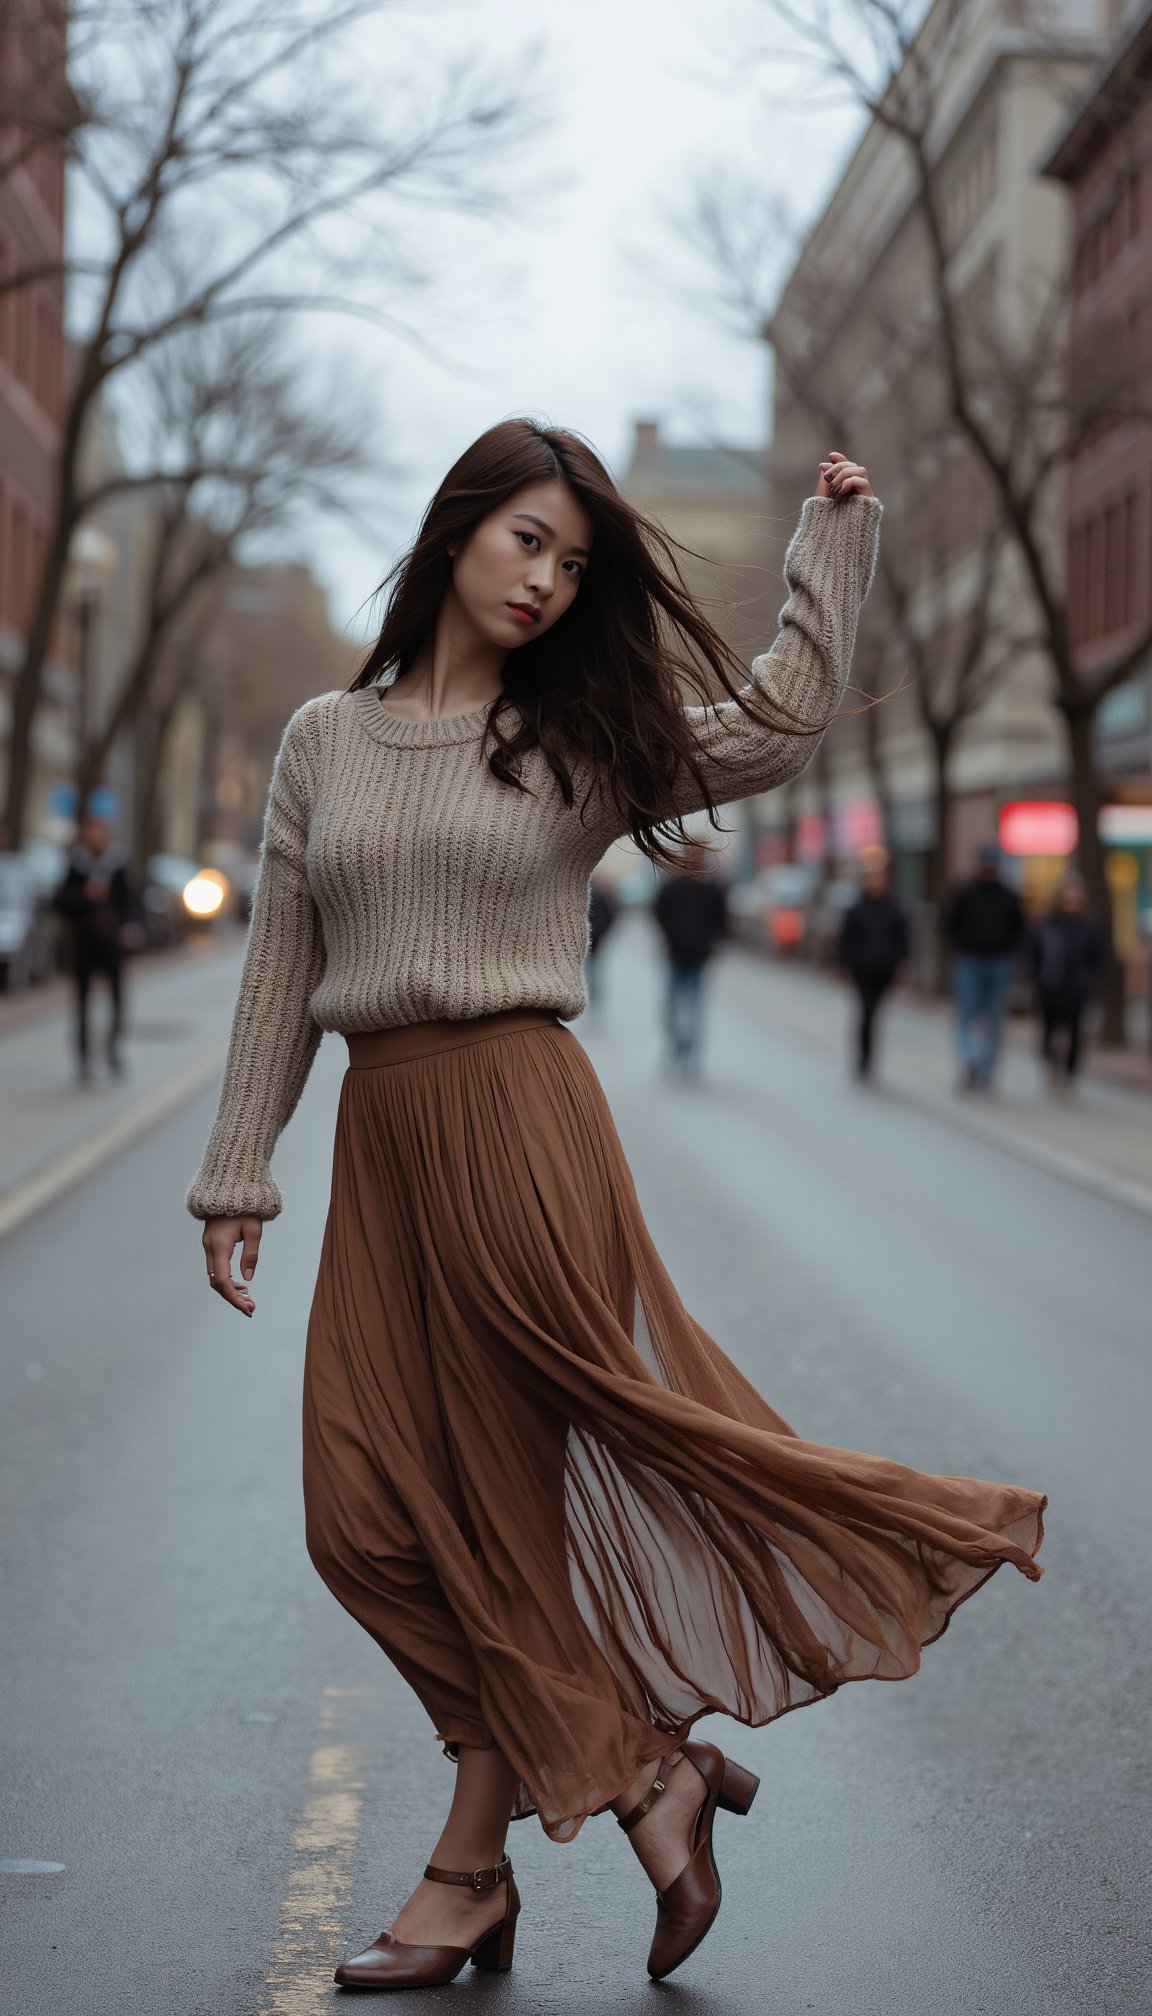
883, 1076, 1152, 1222
0, 1042, 228, 1243
724, 947, 1152, 1220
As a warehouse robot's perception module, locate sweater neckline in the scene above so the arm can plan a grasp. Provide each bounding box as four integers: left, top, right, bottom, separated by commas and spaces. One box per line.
351, 684, 501, 749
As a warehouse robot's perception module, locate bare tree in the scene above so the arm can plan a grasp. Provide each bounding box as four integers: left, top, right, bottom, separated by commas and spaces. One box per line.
686, 184, 1025, 963
727, 0, 1152, 1036
74, 318, 378, 813
1, 0, 529, 844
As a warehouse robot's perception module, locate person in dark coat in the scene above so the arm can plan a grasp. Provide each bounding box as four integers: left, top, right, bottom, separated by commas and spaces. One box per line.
652, 841, 729, 1075
54, 813, 137, 1080
943, 842, 1026, 1090
1028, 871, 1107, 1087
584, 872, 619, 1014
836, 860, 909, 1078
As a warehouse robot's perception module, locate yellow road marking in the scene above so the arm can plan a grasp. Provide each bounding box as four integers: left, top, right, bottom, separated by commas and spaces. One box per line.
260, 1686, 373, 2015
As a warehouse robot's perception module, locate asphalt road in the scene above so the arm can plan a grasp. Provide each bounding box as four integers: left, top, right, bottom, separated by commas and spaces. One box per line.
2, 926, 1148, 2016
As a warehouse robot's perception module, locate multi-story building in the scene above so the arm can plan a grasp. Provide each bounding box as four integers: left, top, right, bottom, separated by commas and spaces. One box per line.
622, 418, 775, 872
762, 0, 1141, 913
0, 1, 70, 840
623, 419, 775, 667
1041, 0, 1152, 962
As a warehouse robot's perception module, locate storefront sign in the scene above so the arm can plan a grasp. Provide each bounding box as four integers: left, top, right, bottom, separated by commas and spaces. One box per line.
998, 801, 1079, 856
832, 800, 882, 852
1099, 804, 1152, 845
795, 813, 827, 861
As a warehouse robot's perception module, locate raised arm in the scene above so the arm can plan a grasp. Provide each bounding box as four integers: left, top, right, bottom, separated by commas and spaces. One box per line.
185, 702, 327, 1228
668, 481, 883, 817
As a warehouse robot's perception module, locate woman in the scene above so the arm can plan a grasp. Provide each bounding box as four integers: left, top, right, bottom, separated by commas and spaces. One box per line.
188, 421, 1045, 1989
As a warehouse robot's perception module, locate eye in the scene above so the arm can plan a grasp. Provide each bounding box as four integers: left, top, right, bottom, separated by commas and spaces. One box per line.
516, 530, 540, 551
563, 559, 584, 578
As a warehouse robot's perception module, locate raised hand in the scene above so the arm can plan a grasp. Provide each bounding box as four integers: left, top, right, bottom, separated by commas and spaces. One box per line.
816, 450, 874, 501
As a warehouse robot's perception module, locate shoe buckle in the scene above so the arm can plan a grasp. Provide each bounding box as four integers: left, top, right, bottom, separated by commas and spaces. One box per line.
471, 1867, 490, 1891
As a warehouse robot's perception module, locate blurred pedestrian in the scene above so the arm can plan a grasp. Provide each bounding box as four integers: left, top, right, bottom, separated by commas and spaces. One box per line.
836, 857, 909, 1079
584, 870, 619, 1013
653, 840, 728, 1076
190, 427, 1042, 1991
1028, 871, 1107, 1090
54, 813, 137, 1081
944, 842, 1026, 1091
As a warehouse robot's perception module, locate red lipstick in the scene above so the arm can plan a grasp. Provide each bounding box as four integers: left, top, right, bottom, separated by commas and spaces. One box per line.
507, 602, 540, 624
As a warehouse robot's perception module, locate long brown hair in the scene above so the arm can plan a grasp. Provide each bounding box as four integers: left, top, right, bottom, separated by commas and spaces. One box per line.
351, 418, 809, 863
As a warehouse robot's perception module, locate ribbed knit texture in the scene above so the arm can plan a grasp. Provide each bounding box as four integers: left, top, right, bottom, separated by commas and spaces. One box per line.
187, 491, 881, 1219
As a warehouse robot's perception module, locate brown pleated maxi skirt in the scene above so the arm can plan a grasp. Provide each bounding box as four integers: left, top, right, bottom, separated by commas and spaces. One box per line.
302, 1009, 1045, 1843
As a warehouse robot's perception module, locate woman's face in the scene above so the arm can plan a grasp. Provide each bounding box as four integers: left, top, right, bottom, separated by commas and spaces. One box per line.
450, 480, 593, 650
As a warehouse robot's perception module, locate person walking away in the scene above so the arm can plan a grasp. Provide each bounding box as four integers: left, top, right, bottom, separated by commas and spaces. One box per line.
585, 872, 619, 1014
1028, 871, 1107, 1090
943, 842, 1026, 1091
836, 858, 909, 1079
54, 813, 136, 1081
652, 841, 728, 1075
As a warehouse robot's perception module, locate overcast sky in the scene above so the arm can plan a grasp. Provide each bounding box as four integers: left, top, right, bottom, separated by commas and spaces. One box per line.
304, 0, 864, 640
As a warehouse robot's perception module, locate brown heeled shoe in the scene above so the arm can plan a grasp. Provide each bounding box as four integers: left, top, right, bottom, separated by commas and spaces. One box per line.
333, 1854, 519, 1990
616, 1739, 759, 1980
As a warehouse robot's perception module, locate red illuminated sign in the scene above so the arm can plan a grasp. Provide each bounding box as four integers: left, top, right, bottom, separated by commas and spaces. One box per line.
998, 801, 1078, 857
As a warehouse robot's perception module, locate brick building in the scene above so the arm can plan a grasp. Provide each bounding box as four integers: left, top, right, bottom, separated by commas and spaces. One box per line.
0, 0, 71, 839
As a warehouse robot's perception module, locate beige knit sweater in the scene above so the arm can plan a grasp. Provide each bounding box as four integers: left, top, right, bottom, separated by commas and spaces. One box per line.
187, 491, 881, 1220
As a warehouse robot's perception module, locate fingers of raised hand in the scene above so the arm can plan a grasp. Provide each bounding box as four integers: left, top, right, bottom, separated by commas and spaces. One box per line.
202, 1218, 257, 1317
818, 450, 872, 499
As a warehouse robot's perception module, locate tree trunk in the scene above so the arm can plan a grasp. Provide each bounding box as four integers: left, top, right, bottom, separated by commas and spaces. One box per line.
1060, 699, 1126, 1045
923, 726, 955, 997
2, 351, 97, 846
134, 714, 163, 873
4, 500, 77, 844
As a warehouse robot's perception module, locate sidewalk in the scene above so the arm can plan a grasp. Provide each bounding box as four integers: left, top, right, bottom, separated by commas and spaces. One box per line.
720, 942, 1152, 1216
0, 933, 245, 1238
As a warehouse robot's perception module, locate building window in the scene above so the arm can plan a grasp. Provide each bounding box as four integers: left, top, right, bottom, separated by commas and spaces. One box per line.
0, 228, 12, 366
1076, 165, 1144, 294
1072, 489, 1144, 648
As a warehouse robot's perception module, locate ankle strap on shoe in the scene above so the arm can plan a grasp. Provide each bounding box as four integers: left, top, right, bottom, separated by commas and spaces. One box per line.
423, 1854, 511, 1892
616, 1752, 680, 1835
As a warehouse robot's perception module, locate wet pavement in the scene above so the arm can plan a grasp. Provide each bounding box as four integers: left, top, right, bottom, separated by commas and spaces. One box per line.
1, 923, 1148, 2013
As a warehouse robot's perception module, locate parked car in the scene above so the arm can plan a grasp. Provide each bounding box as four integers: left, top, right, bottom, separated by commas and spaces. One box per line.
727, 863, 820, 955
0, 850, 61, 991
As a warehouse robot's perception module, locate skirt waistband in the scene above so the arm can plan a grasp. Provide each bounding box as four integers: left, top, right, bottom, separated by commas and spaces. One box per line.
345, 1008, 562, 1068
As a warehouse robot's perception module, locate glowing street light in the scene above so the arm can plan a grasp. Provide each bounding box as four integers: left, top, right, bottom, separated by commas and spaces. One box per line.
182, 869, 228, 918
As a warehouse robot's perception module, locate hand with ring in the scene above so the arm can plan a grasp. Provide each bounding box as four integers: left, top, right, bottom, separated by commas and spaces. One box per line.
201, 1215, 263, 1316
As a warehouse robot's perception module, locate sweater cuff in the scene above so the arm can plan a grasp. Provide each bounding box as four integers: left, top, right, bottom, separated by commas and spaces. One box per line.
185, 1165, 284, 1222
792, 491, 883, 594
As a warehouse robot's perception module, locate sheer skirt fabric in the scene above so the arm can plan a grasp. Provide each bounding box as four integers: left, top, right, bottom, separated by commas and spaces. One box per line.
302, 1012, 1044, 1843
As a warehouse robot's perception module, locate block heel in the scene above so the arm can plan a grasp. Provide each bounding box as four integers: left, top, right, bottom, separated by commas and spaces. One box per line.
717, 1755, 760, 1816
333, 1853, 519, 1989
471, 1915, 517, 1971
616, 1738, 763, 1980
